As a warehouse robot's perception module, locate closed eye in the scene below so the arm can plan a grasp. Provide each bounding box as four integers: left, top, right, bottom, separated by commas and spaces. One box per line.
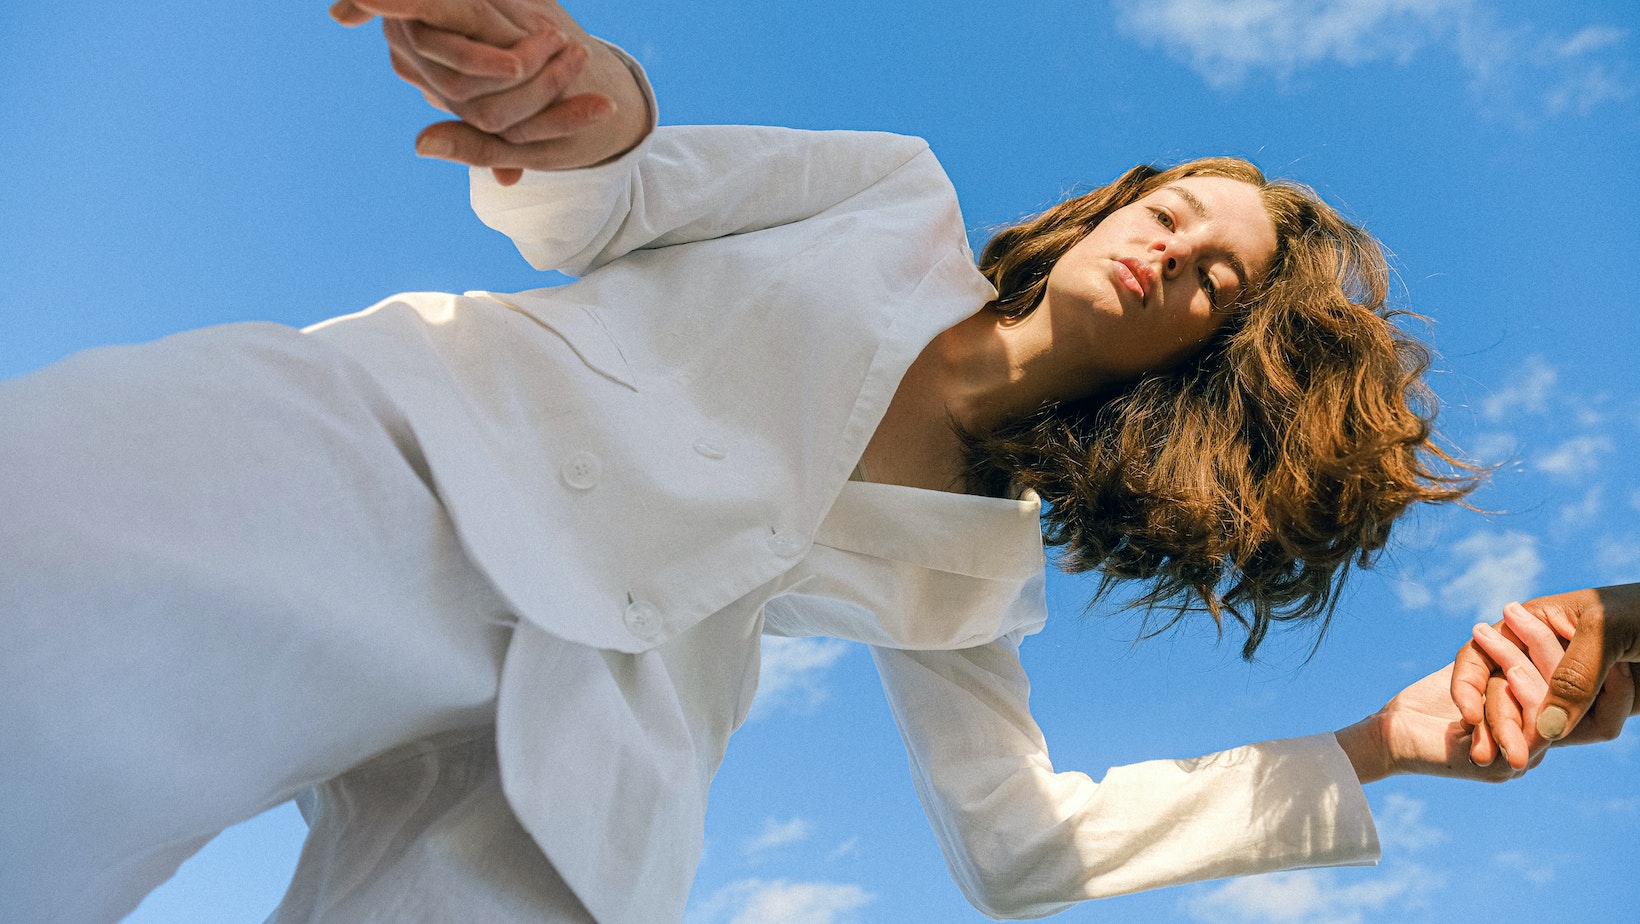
1200, 270, 1219, 306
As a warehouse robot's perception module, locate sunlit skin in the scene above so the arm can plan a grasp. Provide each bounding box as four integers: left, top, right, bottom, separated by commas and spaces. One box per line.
1030, 176, 1277, 391
863, 176, 1278, 494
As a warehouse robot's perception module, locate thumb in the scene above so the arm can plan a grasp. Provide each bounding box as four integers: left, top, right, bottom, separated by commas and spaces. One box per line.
1536, 619, 1613, 741
329, 2, 373, 26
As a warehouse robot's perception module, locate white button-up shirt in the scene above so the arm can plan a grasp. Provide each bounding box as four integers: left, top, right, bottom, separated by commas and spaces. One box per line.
296, 48, 1377, 924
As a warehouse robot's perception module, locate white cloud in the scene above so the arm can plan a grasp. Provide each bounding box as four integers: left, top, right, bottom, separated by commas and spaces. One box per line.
1596, 797, 1640, 815
1182, 863, 1444, 924
687, 879, 874, 924
1492, 850, 1557, 886
1534, 435, 1614, 480
751, 636, 852, 720
745, 817, 811, 855
1479, 355, 1558, 421
1375, 794, 1447, 852
1114, 0, 1460, 88
1552, 26, 1627, 59
1392, 578, 1433, 610
1436, 530, 1542, 622
1555, 485, 1605, 534
1597, 537, 1640, 583
1114, 3, 1636, 115
827, 836, 861, 861
1462, 430, 1519, 468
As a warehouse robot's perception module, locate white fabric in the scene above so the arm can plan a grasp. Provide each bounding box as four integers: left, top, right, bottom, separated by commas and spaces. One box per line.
0, 41, 1379, 924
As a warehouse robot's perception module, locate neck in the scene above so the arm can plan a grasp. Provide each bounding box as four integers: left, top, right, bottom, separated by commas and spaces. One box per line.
922, 305, 1105, 434
863, 304, 1106, 494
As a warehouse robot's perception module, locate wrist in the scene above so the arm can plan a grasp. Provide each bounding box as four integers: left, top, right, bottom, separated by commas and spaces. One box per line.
1335, 713, 1394, 785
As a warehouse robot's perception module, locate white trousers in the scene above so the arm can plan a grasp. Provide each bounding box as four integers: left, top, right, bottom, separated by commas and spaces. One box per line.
0, 325, 588, 923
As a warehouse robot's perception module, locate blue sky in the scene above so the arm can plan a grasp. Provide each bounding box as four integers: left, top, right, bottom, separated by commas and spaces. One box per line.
4, 2, 1637, 922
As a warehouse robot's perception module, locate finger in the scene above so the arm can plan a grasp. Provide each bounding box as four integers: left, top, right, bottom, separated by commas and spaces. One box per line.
403, 19, 529, 79
1483, 672, 1531, 770
463, 41, 593, 136
1560, 663, 1636, 745
1468, 706, 1500, 767
1537, 613, 1614, 741
415, 120, 610, 172
388, 47, 456, 112
388, 21, 514, 106
1503, 602, 1568, 679
330, 1, 374, 26
1503, 661, 1549, 710
347, 0, 527, 44
1452, 638, 1498, 726
491, 167, 524, 186
498, 93, 613, 145
1471, 622, 1538, 679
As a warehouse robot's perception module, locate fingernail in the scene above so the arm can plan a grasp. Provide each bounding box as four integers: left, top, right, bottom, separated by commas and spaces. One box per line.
416, 136, 452, 159
1538, 706, 1569, 740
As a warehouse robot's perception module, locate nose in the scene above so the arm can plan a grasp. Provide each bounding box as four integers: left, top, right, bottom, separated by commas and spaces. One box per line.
1150, 238, 1193, 278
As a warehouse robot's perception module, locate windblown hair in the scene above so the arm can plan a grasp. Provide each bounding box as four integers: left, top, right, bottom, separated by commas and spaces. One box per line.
967, 157, 1478, 658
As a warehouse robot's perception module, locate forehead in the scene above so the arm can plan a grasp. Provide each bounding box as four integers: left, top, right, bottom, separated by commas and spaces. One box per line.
1149, 176, 1278, 276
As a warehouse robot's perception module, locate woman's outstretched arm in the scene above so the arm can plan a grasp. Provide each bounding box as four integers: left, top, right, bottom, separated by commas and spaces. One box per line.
871, 632, 1551, 918
871, 636, 1380, 918
331, 0, 651, 180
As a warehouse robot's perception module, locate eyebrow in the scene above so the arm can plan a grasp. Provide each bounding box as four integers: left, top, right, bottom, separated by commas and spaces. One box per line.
1162, 185, 1252, 297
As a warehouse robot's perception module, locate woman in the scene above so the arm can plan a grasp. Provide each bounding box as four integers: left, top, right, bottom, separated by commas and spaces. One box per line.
0, 2, 1549, 922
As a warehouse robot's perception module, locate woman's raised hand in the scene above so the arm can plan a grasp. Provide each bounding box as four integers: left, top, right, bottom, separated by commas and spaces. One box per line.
1452, 584, 1640, 769
330, 0, 651, 183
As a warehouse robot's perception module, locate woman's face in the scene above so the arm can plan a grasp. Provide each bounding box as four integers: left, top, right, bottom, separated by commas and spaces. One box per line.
1038, 175, 1279, 390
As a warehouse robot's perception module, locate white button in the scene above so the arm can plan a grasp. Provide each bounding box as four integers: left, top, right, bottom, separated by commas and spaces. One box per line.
768, 531, 806, 558
692, 440, 726, 460
560, 451, 602, 490
623, 600, 662, 640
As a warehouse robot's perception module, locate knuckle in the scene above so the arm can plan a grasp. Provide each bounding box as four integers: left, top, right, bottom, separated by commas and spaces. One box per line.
1548, 665, 1599, 701
462, 100, 510, 134
434, 74, 486, 104
498, 123, 538, 145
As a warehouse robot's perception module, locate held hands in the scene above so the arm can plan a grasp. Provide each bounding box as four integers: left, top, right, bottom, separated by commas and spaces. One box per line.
1336, 665, 1537, 785
329, 0, 651, 183
1451, 584, 1640, 770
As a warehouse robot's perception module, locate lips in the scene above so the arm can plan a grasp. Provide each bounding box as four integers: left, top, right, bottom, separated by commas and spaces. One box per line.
1114, 258, 1154, 302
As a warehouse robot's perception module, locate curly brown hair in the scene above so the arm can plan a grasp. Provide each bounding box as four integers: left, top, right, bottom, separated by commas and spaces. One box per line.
966, 157, 1478, 658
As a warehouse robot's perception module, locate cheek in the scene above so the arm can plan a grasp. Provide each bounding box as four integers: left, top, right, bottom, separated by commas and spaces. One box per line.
1144, 304, 1227, 368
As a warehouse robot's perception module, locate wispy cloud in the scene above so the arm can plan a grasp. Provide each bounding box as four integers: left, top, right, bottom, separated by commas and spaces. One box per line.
1492, 850, 1557, 886
1435, 530, 1542, 622
1396, 529, 1543, 620
687, 878, 874, 924
1555, 485, 1605, 535
1113, 1, 1634, 116
1182, 863, 1444, 924
1597, 537, 1640, 584
1479, 355, 1557, 421
1375, 794, 1447, 853
751, 636, 852, 721
745, 817, 811, 856
1534, 435, 1614, 480
1114, 0, 1462, 88
827, 836, 861, 861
